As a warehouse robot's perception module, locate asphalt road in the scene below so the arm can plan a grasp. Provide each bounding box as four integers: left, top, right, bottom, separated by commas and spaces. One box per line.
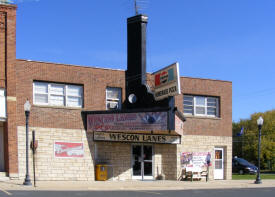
0, 188, 274, 197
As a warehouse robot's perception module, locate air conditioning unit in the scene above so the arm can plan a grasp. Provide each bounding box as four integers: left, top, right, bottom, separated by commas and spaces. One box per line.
108, 102, 118, 110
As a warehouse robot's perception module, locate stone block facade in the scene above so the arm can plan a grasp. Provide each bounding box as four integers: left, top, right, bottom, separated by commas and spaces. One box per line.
17, 125, 231, 181
17, 126, 95, 181
177, 135, 232, 180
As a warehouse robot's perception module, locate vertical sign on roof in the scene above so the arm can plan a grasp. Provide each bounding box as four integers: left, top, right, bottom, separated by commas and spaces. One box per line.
153, 62, 181, 101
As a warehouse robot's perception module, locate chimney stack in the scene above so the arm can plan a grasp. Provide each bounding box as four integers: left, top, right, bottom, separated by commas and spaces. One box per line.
126, 15, 148, 101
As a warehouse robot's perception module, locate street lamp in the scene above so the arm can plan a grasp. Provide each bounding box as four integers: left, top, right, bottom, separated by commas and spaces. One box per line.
23, 99, 32, 186
255, 116, 263, 184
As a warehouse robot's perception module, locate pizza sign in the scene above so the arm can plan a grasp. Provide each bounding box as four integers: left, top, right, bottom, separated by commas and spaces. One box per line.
153, 62, 181, 101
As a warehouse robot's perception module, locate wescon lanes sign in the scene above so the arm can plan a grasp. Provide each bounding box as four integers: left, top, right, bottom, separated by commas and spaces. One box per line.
93, 132, 181, 144
153, 62, 181, 101
87, 112, 167, 132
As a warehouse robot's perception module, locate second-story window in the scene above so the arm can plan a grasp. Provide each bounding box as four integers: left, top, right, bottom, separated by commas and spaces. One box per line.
33, 81, 83, 108
183, 95, 219, 117
106, 87, 121, 110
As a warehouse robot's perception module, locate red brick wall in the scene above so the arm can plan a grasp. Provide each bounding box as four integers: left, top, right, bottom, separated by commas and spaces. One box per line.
0, 4, 18, 175
15, 60, 126, 129
177, 77, 232, 137
16, 60, 232, 137
0, 10, 6, 88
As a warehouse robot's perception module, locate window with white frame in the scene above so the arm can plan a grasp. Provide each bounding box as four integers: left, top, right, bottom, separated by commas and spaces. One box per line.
0, 89, 6, 119
183, 95, 219, 117
106, 87, 121, 110
33, 81, 83, 108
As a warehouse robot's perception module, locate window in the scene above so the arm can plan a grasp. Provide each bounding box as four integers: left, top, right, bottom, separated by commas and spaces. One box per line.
33, 82, 83, 108
0, 89, 6, 119
106, 87, 121, 110
183, 95, 219, 117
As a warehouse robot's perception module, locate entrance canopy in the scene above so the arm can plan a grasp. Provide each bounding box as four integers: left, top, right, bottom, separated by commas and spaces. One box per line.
82, 107, 185, 144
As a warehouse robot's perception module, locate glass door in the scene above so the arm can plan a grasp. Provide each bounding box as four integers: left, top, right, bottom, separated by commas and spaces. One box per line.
143, 145, 153, 179
214, 148, 224, 179
132, 145, 142, 179
132, 145, 153, 180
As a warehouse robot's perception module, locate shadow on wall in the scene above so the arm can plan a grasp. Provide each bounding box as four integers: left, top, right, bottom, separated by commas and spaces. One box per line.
155, 144, 177, 180
93, 142, 131, 180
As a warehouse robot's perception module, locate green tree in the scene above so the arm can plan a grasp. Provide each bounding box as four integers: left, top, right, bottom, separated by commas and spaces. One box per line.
233, 110, 275, 170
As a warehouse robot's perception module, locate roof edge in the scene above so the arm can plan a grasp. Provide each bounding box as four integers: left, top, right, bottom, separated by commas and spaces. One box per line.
181, 76, 232, 83
16, 59, 125, 72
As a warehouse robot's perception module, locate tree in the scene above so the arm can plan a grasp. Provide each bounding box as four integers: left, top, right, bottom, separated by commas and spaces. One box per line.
233, 110, 275, 170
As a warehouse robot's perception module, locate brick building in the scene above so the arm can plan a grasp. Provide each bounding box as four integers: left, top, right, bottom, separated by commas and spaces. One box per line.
0, 2, 232, 181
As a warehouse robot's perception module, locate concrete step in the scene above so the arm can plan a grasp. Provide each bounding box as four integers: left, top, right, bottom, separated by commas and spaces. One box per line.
0, 172, 9, 181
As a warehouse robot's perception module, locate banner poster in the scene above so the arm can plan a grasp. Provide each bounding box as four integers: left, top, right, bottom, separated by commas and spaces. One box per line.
181, 152, 211, 168
87, 112, 167, 132
54, 142, 84, 158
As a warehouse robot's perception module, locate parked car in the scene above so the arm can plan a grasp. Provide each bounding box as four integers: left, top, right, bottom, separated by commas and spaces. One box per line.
232, 157, 258, 175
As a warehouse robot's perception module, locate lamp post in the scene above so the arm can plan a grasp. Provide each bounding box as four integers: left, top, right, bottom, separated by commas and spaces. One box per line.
23, 99, 32, 186
255, 116, 263, 184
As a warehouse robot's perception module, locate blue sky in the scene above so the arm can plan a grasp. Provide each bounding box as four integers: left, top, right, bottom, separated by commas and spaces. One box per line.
13, 0, 275, 122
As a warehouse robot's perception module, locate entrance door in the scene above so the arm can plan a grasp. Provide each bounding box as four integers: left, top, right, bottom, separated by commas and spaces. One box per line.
132, 145, 153, 180
214, 148, 224, 179
0, 125, 4, 171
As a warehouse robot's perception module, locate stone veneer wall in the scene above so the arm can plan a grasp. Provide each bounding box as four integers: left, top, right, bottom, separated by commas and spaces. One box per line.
17, 126, 95, 181
94, 142, 132, 181
176, 135, 232, 180
154, 144, 178, 180
17, 126, 232, 181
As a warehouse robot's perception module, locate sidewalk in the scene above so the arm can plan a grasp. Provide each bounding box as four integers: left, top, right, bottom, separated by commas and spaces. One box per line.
1, 179, 275, 191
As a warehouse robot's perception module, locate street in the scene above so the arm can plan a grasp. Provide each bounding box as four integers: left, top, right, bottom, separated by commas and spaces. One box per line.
0, 188, 274, 197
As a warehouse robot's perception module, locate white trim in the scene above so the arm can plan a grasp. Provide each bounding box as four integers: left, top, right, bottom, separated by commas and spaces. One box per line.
106, 87, 121, 110
0, 89, 6, 119
131, 144, 154, 180
214, 148, 224, 180
33, 82, 83, 108
183, 95, 219, 118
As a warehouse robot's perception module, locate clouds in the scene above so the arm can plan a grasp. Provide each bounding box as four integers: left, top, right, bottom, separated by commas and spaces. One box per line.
15, 0, 40, 3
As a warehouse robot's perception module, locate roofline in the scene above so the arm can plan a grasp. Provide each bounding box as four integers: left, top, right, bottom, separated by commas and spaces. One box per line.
16, 59, 126, 72
181, 76, 232, 83
0, 3, 17, 8
16, 59, 232, 83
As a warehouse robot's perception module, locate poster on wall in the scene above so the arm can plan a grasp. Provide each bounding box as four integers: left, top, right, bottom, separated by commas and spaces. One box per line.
181, 152, 211, 168
87, 112, 167, 132
54, 142, 84, 158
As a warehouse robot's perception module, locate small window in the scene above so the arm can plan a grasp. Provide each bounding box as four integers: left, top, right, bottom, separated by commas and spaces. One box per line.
0, 89, 6, 118
33, 82, 83, 108
106, 87, 121, 110
183, 95, 219, 117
